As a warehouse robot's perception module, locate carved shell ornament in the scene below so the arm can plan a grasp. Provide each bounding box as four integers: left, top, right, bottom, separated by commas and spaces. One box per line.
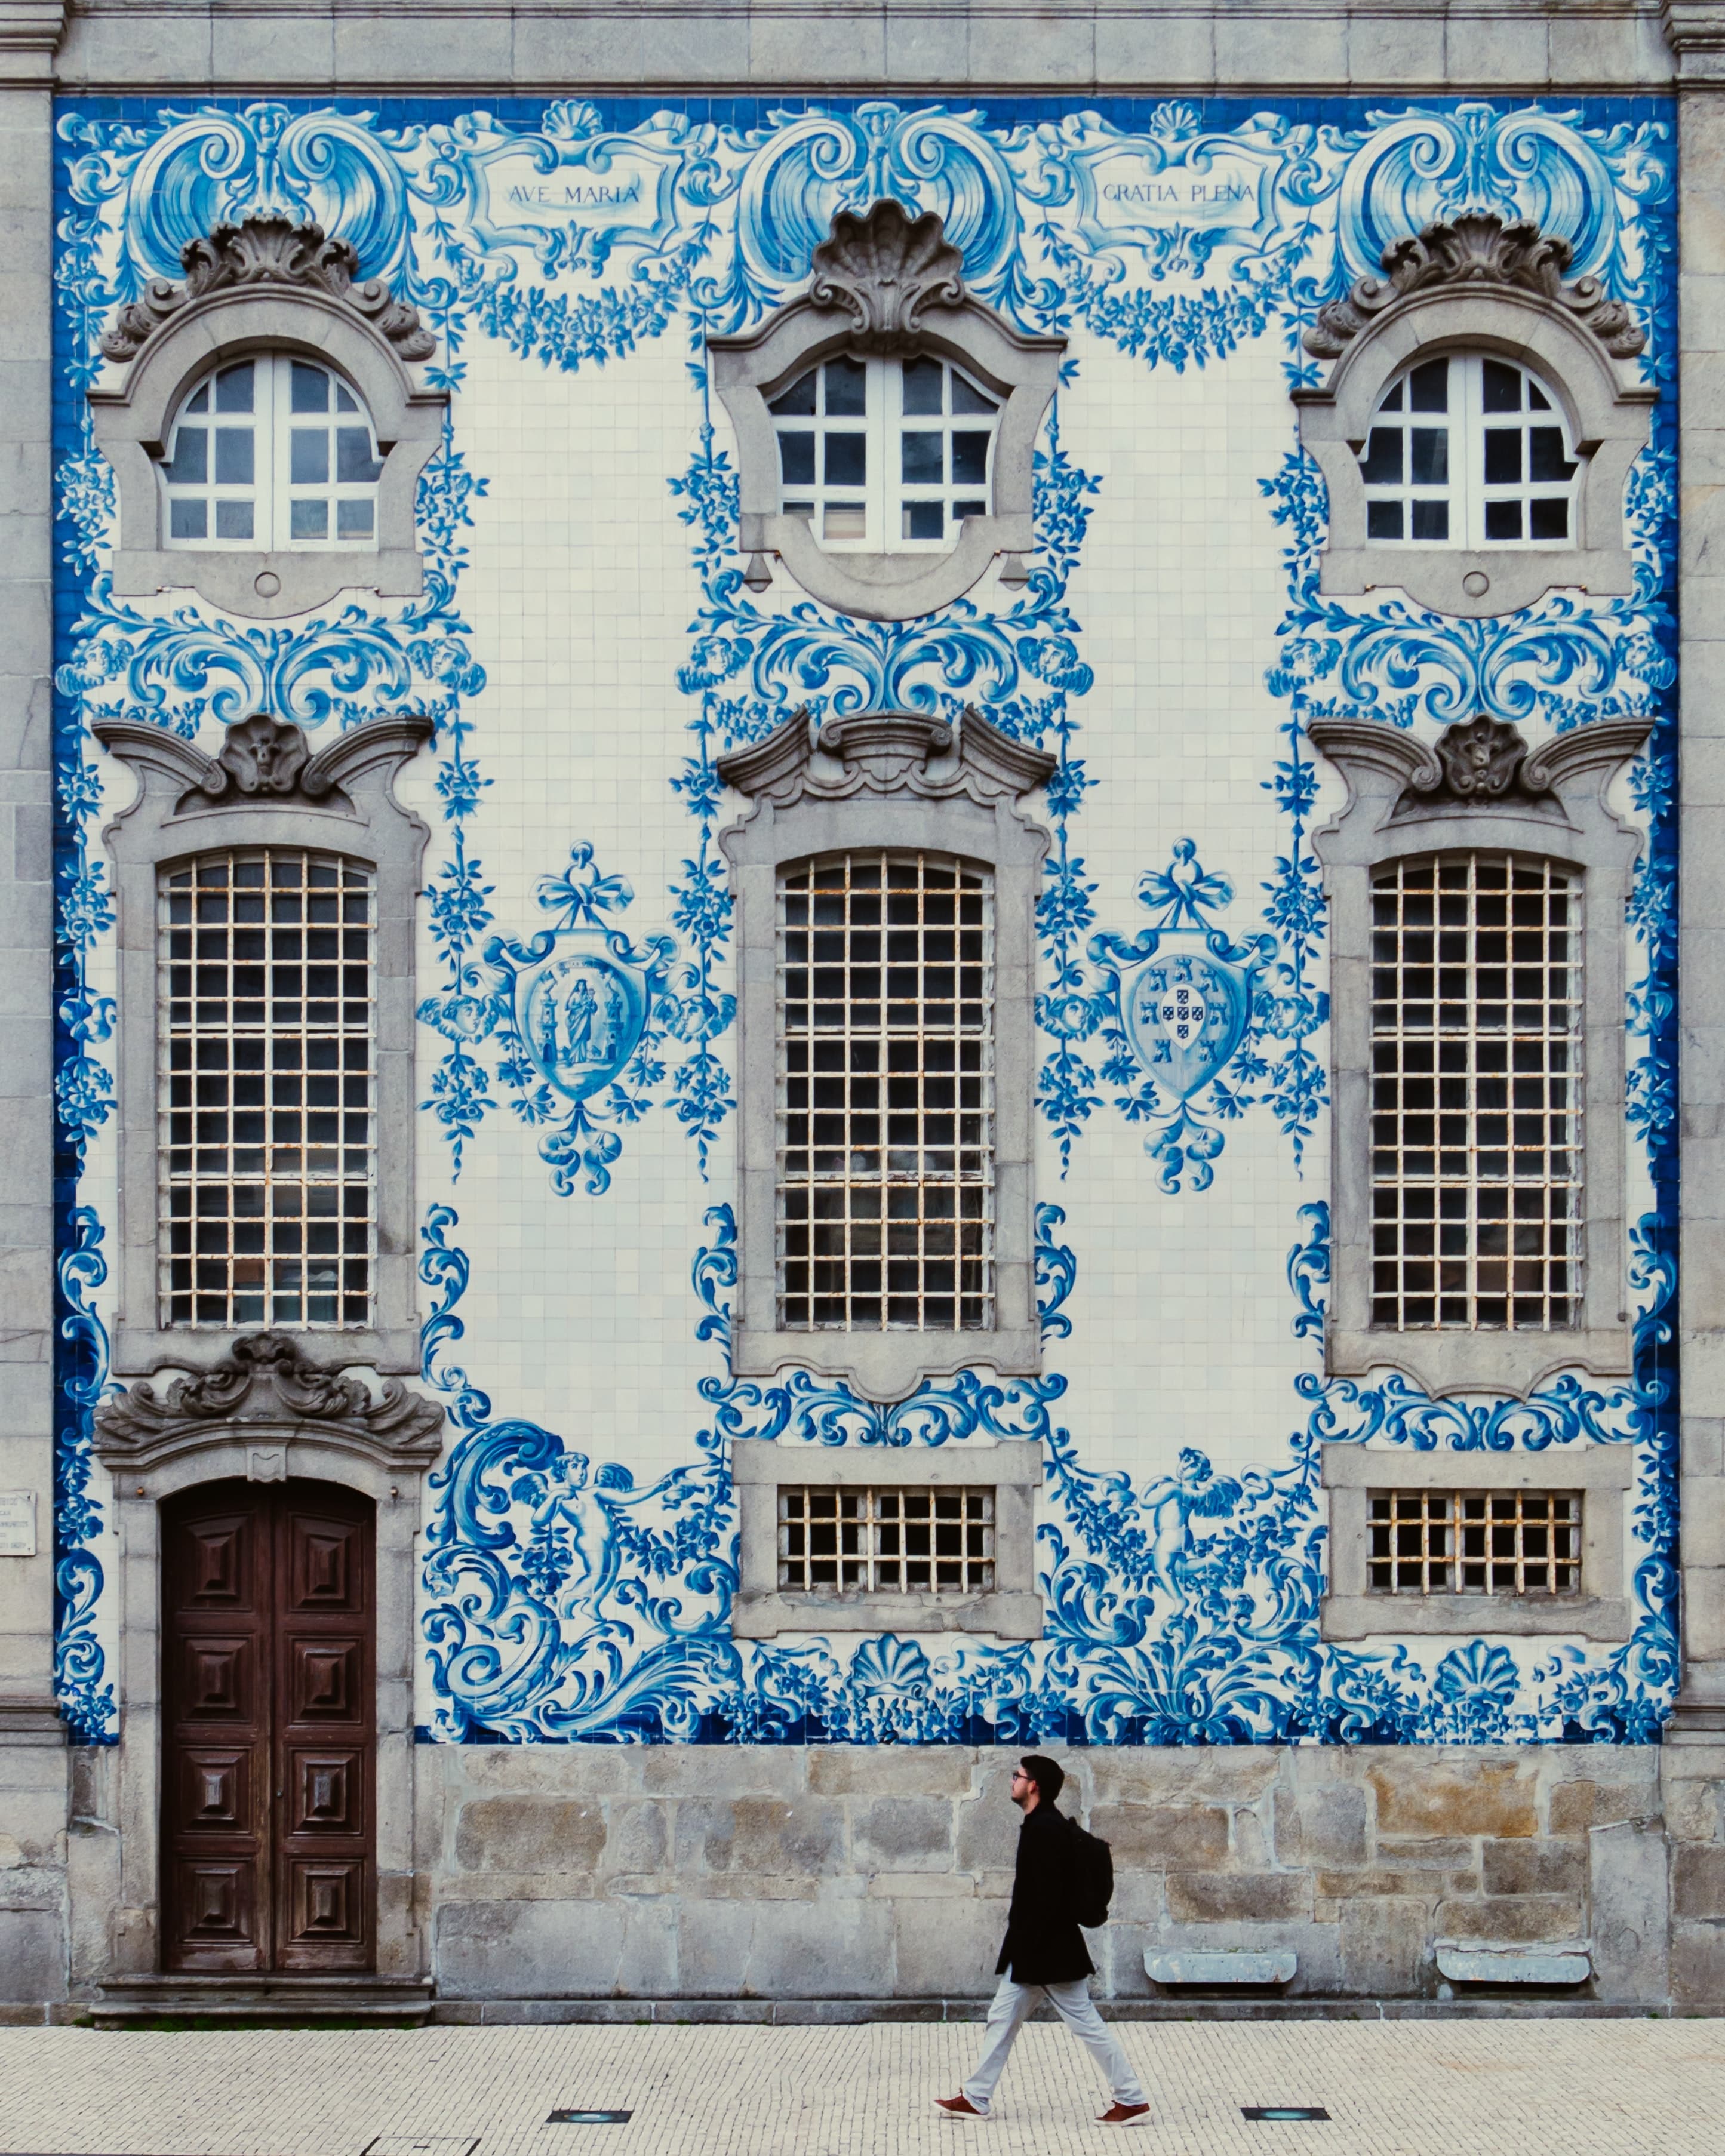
99, 211, 437, 364
1303, 210, 1647, 362
806, 198, 968, 350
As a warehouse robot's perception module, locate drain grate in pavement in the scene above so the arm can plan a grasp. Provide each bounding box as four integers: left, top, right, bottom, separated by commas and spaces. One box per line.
1242, 2109, 1330, 2123
364, 2139, 481, 2155
547, 2112, 632, 2126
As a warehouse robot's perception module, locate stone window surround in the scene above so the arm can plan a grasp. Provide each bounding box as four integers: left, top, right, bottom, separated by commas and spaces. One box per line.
1321, 1439, 1634, 1641
731, 1434, 1044, 1638
708, 199, 1064, 623
716, 706, 1054, 1404
1294, 239, 1656, 620
89, 287, 446, 623
92, 711, 433, 1378
1308, 713, 1652, 1401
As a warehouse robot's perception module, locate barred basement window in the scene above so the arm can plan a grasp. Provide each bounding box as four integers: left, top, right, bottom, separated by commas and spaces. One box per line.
1370, 852, 1581, 1331
777, 851, 994, 1332
161, 849, 374, 1328
777, 1485, 996, 1593
1367, 1489, 1582, 1595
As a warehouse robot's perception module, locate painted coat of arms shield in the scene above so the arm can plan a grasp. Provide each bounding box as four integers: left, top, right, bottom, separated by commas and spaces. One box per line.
1119, 933, 1257, 1101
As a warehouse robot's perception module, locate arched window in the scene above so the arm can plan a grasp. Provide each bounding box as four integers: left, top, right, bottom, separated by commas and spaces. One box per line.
1308, 711, 1649, 1399
159, 355, 385, 553
709, 199, 1063, 622
777, 850, 994, 1333
1367, 850, 1581, 1333
161, 846, 375, 1331
1358, 356, 1581, 550
769, 356, 1001, 553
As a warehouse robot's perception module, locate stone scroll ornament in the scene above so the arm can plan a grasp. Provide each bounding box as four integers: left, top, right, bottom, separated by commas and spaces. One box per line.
98, 211, 436, 364
1302, 208, 1647, 362
93, 1330, 444, 1473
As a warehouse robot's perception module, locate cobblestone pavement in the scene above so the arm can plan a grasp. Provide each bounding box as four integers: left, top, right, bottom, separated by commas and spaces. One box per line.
2, 2018, 1723, 2156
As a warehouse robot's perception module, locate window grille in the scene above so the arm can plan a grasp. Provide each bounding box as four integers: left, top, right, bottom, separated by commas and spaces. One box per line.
1367, 1489, 1582, 1595
777, 1485, 996, 1592
1359, 354, 1580, 549
770, 355, 1000, 551
161, 849, 374, 1329
778, 851, 994, 1332
1370, 852, 1581, 1331
159, 354, 385, 552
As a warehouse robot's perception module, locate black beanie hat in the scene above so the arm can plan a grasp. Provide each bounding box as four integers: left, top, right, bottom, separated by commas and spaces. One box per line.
1020, 1753, 1065, 1803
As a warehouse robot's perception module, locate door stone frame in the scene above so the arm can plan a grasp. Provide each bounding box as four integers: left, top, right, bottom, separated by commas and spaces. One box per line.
93, 1346, 439, 1983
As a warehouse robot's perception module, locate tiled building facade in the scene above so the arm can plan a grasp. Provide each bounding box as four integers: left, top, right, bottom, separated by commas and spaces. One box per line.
1, 0, 1724, 2020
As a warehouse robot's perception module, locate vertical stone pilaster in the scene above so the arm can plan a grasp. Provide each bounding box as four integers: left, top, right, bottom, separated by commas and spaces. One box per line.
1663, 0, 1725, 2014
0, 3, 67, 2022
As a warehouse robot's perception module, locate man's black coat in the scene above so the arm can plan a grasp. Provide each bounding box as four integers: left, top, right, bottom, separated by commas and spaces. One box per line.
995, 1801, 1094, 1985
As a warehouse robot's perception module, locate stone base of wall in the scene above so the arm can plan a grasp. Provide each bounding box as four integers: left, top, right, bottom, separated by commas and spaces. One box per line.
418, 1741, 1725, 2014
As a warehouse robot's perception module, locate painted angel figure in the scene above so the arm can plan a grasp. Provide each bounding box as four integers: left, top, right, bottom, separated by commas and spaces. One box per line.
1140, 1447, 1244, 1600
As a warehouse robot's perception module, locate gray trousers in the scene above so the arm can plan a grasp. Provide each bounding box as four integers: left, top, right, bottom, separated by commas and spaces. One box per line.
961, 1974, 1148, 2115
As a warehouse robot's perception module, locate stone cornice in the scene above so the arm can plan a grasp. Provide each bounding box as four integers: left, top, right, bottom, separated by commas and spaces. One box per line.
0, 1, 63, 82
717, 705, 1056, 811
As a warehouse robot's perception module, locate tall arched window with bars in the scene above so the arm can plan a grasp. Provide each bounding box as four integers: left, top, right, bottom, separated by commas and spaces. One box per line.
777, 851, 995, 1334
1367, 851, 1582, 1334
160, 848, 375, 1330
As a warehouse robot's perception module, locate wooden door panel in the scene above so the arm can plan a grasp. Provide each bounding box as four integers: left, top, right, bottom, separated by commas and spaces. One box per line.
275, 1489, 374, 1971
288, 1638, 363, 1720
162, 1480, 375, 1974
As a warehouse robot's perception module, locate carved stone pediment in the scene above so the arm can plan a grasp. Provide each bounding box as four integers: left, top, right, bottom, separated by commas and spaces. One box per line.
93, 710, 434, 822
807, 199, 967, 352
1305, 212, 1646, 362
94, 1330, 444, 1473
101, 214, 437, 364
716, 706, 1056, 810
1309, 712, 1652, 834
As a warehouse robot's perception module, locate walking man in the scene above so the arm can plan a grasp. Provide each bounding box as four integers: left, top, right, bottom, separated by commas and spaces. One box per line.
934, 1755, 1151, 2126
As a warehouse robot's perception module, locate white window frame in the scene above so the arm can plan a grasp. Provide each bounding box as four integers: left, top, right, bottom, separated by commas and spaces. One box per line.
1359, 353, 1583, 555
1293, 215, 1656, 619
709, 199, 1063, 622
771, 353, 1000, 555
731, 1435, 1044, 1638
160, 353, 385, 556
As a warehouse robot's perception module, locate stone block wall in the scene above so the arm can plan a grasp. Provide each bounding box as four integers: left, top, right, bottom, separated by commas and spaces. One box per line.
415, 1742, 1701, 2017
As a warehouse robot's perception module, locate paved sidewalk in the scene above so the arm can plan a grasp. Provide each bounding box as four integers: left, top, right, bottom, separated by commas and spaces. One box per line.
2, 2018, 1723, 2156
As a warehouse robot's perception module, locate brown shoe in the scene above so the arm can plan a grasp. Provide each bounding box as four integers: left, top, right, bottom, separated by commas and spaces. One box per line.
934, 2095, 988, 2120
1098, 2102, 1152, 2126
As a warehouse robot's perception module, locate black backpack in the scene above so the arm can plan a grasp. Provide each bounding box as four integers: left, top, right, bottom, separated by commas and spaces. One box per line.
1068, 1814, 1114, 1928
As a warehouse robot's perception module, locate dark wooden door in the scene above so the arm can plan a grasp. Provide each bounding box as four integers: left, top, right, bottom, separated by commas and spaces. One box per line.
162, 1480, 374, 1973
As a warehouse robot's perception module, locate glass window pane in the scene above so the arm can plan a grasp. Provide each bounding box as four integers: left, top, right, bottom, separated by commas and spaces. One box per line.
291, 429, 329, 485
291, 497, 329, 539
904, 502, 943, 540
1410, 429, 1448, 485
214, 361, 254, 413
768, 369, 817, 417
214, 499, 254, 540
825, 432, 866, 486
337, 498, 375, 538
952, 432, 990, 486
1482, 359, 1523, 413
290, 361, 330, 413
1360, 429, 1403, 485
952, 373, 998, 416
161, 427, 207, 486
823, 358, 867, 416
1410, 499, 1449, 541
1409, 358, 1449, 411
901, 432, 943, 484
1485, 499, 1523, 541
336, 427, 383, 485
901, 357, 943, 414
214, 428, 254, 485
169, 497, 208, 539
1484, 430, 1522, 485
779, 432, 815, 485
1529, 429, 1576, 484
